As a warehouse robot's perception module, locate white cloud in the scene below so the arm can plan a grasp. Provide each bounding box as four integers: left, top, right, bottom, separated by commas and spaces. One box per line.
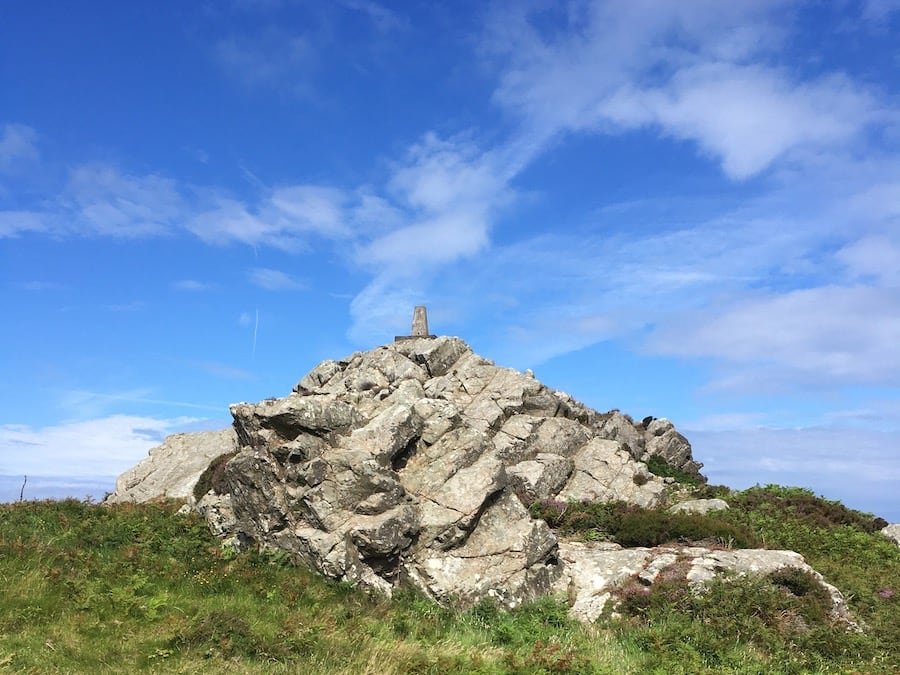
837, 233, 900, 285
358, 134, 508, 272
487, 0, 880, 179
172, 279, 214, 292
269, 185, 350, 237
348, 133, 515, 340
649, 286, 900, 387
602, 67, 876, 179
248, 267, 306, 290
0, 123, 39, 173
337, 0, 405, 32
0, 415, 200, 477
64, 164, 185, 237
188, 185, 350, 250
0, 210, 45, 238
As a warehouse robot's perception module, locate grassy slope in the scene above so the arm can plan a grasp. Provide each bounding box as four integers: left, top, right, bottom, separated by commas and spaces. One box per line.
0, 489, 897, 674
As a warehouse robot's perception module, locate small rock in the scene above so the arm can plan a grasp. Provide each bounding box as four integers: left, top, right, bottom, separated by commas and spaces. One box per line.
668, 498, 730, 515
881, 524, 900, 546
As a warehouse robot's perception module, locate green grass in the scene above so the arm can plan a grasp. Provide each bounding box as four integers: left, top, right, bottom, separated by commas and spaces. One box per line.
644, 456, 702, 487
0, 487, 898, 673
0, 499, 621, 673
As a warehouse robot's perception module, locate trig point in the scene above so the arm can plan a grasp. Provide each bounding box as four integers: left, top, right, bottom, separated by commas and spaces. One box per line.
395, 305, 436, 341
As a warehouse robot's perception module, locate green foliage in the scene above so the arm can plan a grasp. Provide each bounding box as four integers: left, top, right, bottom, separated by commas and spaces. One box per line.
0, 498, 615, 673
719, 484, 900, 669
192, 451, 238, 501
728, 484, 887, 532
1, 487, 897, 673
616, 572, 874, 673
645, 456, 701, 486
529, 499, 759, 548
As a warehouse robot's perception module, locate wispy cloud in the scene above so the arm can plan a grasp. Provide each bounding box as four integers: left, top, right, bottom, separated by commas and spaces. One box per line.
0, 210, 45, 238
248, 267, 305, 291
337, 0, 406, 32
649, 286, 900, 389
213, 27, 316, 94
172, 279, 214, 292
0, 123, 39, 173
861, 0, 900, 22
63, 164, 184, 237
485, 1, 882, 180
0, 415, 201, 477
187, 185, 351, 250
59, 388, 223, 418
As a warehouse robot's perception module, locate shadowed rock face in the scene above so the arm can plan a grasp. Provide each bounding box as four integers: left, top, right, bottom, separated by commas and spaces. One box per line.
105, 428, 237, 504
197, 337, 700, 607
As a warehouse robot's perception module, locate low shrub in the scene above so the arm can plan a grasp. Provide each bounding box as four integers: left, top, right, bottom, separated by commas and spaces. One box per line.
728, 485, 887, 533
645, 456, 702, 486
192, 451, 237, 501
529, 499, 759, 548
616, 571, 871, 670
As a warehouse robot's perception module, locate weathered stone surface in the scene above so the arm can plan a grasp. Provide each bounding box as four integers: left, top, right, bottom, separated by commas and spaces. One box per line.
406, 490, 559, 607
881, 524, 900, 546
105, 428, 236, 503
668, 498, 730, 515
557, 438, 665, 508
184, 337, 685, 606
196, 492, 237, 537
111, 334, 854, 628
598, 412, 644, 460
508, 454, 573, 502
634, 417, 703, 477
553, 541, 854, 625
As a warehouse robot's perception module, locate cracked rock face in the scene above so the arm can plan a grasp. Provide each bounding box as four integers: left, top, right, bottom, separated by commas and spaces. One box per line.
197, 336, 696, 607
110, 336, 851, 626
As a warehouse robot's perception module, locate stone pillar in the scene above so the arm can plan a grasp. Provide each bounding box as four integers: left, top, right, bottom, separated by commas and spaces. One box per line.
411, 306, 429, 337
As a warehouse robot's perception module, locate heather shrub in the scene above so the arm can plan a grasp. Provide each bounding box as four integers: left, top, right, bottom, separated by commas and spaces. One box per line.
529, 499, 759, 548
645, 456, 702, 486
192, 451, 237, 501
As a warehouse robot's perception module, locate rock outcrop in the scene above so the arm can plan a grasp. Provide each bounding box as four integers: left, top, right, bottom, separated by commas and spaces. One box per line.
555, 542, 854, 626
106, 428, 237, 503
198, 336, 684, 606
881, 524, 900, 546
108, 334, 853, 625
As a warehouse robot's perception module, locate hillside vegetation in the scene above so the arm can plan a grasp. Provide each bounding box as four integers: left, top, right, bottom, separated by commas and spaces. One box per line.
0, 486, 897, 674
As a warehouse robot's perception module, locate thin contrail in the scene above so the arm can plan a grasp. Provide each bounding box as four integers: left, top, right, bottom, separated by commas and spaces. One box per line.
252, 308, 259, 360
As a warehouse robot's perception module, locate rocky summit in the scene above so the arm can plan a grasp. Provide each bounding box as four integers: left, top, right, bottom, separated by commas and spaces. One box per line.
109, 334, 853, 623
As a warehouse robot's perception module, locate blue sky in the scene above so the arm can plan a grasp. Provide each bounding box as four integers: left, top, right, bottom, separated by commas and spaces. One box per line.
1, 0, 899, 519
